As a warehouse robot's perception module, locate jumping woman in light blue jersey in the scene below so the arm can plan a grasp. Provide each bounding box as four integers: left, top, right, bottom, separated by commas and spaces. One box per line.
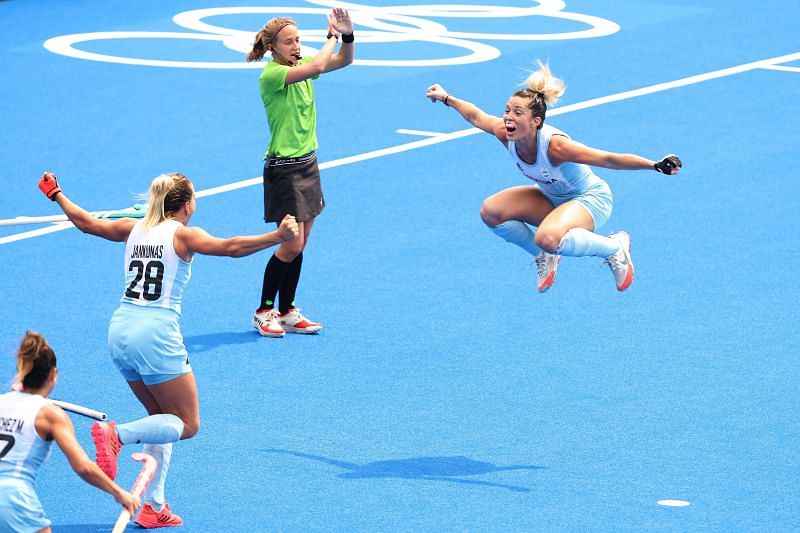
1, 331, 138, 532
38, 171, 298, 528
427, 62, 681, 293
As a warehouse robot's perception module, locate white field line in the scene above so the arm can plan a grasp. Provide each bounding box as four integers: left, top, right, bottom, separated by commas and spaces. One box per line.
761, 64, 800, 72
3, 50, 799, 246
1, 222, 76, 244
395, 128, 449, 137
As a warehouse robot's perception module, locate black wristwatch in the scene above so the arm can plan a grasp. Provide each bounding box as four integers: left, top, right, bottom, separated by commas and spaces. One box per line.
326, 32, 338, 41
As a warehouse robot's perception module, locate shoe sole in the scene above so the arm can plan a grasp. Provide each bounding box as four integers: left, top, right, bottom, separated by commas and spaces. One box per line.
617, 263, 634, 291
537, 256, 562, 293
254, 327, 285, 338
283, 325, 322, 334
616, 234, 634, 291
253, 320, 285, 337
90, 422, 118, 480
135, 518, 184, 528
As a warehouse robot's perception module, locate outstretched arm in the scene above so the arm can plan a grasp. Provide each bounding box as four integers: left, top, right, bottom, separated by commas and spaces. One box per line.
548, 136, 682, 175
38, 172, 136, 242
40, 405, 140, 515
176, 214, 299, 258
426, 84, 507, 143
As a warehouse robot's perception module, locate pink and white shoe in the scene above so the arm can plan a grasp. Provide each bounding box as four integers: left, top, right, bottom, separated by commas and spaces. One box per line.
253, 309, 285, 337
534, 251, 562, 293
280, 308, 323, 334
603, 231, 634, 291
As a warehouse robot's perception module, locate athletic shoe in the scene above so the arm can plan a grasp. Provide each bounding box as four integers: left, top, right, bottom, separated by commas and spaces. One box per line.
534, 251, 562, 293
135, 503, 184, 529
603, 231, 634, 291
91, 421, 121, 480
253, 309, 285, 337
280, 308, 323, 334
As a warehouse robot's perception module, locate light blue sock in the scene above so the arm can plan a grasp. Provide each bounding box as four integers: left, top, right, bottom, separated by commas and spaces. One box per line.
143, 443, 171, 508
116, 414, 184, 445
556, 228, 620, 258
491, 221, 542, 256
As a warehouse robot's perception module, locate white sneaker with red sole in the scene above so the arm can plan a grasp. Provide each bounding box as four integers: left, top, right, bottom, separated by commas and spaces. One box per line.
534, 251, 561, 293
253, 309, 285, 337
603, 231, 634, 291
280, 308, 322, 334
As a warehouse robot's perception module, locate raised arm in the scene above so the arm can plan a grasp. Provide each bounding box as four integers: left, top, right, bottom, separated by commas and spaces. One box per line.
548, 136, 682, 175
175, 214, 299, 259
39, 405, 139, 515
39, 172, 137, 242
322, 8, 354, 73
284, 38, 338, 85
284, 9, 352, 85
426, 84, 507, 143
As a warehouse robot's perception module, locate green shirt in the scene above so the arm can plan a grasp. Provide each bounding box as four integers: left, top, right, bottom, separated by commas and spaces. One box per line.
259, 57, 319, 158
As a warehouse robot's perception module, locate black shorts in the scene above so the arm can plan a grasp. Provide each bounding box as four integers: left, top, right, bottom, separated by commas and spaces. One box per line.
263, 152, 325, 223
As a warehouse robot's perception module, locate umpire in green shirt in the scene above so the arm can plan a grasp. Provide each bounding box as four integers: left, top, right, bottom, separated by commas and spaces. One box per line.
246, 8, 354, 338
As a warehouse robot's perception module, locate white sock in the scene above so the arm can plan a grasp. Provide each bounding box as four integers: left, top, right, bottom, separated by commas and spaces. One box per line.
143, 443, 171, 508
117, 414, 184, 445
556, 228, 620, 258
491, 221, 542, 256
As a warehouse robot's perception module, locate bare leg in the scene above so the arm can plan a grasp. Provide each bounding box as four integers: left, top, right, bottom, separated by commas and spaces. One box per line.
275, 217, 314, 262
535, 200, 596, 252
480, 185, 554, 227
143, 373, 200, 440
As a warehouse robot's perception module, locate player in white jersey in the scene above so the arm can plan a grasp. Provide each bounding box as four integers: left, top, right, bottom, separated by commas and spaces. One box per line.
1, 331, 138, 532
38, 171, 298, 528
427, 62, 681, 293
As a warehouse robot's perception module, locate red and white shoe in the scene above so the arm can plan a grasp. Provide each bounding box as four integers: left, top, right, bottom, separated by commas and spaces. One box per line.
91, 421, 121, 480
603, 231, 634, 291
135, 503, 183, 529
534, 251, 561, 293
253, 309, 285, 337
280, 308, 323, 334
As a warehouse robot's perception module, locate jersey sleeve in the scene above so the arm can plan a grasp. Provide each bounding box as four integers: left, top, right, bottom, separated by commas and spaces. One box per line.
260, 62, 290, 94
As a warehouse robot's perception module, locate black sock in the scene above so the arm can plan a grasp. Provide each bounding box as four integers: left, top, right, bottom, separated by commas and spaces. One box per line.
258, 254, 291, 311
278, 253, 303, 315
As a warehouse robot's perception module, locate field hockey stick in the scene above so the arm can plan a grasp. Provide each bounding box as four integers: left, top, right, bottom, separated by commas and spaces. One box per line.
0, 204, 147, 227
111, 452, 158, 533
49, 399, 108, 421
9, 381, 108, 420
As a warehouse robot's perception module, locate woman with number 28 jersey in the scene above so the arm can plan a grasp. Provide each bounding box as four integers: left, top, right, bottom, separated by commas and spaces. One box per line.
38, 171, 298, 528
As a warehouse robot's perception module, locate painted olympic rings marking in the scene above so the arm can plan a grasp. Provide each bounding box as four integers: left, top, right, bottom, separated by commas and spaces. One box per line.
44, 1, 620, 68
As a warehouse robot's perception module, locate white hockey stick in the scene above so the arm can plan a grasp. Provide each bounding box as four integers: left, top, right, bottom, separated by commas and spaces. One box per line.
0, 204, 147, 227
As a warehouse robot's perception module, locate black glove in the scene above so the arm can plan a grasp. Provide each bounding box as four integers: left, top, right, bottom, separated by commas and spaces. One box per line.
654, 154, 682, 174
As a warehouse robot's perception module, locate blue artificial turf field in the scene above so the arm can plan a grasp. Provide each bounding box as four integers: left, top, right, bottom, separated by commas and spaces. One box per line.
1, 1, 799, 530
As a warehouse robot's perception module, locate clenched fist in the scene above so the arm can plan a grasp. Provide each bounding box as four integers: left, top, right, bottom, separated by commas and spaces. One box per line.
38, 171, 62, 200
277, 214, 299, 242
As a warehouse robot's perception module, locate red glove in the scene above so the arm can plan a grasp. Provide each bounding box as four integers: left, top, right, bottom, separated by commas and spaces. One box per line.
38, 171, 62, 200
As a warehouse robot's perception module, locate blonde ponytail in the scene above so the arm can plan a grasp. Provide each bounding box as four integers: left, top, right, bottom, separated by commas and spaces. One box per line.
514, 60, 566, 128
142, 173, 193, 229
